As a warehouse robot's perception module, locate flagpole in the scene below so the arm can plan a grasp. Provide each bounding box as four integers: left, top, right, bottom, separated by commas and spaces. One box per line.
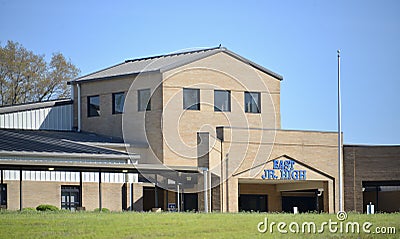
337, 50, 343, 212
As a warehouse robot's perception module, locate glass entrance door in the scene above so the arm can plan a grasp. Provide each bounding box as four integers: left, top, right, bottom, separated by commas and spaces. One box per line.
239, 194, 268, 212
281, 189, 318, 213
61, 186, 80, 211
183, 193, 198, 212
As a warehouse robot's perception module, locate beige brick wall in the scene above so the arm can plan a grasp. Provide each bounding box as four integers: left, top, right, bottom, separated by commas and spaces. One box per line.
163, 52, 281, 121
121, 72, 164, 164
121, 182, 143, 211
161, 52, 281, 167
74, 76, 134, 138
74, 72, 163, 141
132, 183, 143, 211
5, 181, 21, 210
5, 181, 88, 210
82, 182, 125, 211
6, 181, 63, 210
224, 177, 238, 212
4, 180, 126, 211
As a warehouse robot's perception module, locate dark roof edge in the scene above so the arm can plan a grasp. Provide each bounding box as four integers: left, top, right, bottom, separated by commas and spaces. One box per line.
0, 99, 72, 114
160, 48, 223, 73
218, 126, 338, 134
344, 144, 400, 147
222, 48, 283, 81
69, 70, 160, 85
68, 61, 126, 85
125, 46, 221, 63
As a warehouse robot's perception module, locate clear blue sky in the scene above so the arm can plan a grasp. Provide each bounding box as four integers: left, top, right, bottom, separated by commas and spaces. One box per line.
1, 0, 399, 145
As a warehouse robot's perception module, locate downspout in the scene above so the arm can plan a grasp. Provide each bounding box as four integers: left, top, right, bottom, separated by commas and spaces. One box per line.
203, 168, 209, 213
77, 83, 81, 132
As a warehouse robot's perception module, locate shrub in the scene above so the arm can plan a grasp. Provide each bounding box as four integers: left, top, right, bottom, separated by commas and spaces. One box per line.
36, 204, 59, 211
22, 207, 36, 211
94, 208, 110, 213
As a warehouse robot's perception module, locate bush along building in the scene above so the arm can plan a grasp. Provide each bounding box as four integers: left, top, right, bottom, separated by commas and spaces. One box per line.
0, 46, 398, 213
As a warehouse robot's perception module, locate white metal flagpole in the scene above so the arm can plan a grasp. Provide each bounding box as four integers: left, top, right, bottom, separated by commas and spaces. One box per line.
337, 50, 343, 212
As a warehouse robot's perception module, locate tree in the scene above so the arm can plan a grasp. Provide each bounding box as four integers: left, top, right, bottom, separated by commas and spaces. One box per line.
0, 40, 80, 106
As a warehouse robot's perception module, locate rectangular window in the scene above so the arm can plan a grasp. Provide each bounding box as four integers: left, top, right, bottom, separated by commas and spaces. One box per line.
183, 88, 200, 110
112, 92, 125, 114
244, 92, 261, 113
138, 89, 151, 111
87, 95, 100, 117
214, 90, 231, 112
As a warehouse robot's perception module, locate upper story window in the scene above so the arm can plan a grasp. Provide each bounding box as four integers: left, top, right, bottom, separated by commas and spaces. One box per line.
214, 90, 231, 112
244, 92, 261, 113
87, 95, 100, 117
183, 88, 200, 110
138, 89, 151, 111
112, 92, 125, 114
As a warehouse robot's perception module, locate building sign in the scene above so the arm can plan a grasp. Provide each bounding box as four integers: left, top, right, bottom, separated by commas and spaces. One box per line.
168, 203, 176, 212
261, 159, 306, 180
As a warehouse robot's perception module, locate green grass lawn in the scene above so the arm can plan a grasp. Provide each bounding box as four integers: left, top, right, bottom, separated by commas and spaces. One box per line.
0, 211, 398, 238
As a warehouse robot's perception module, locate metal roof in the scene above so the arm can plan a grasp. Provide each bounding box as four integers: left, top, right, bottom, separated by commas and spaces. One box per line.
0, 99, 72, 114
0, 129, 126, 156
70, 46, 283, 83
0, 129, 203, 173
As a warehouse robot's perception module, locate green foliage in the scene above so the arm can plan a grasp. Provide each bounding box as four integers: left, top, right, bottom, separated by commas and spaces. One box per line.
22, 207, 36, 211
0, 40, 80, 106
94, 208, 110, 212
36, 204, 59, 211
20, 208, 38, 214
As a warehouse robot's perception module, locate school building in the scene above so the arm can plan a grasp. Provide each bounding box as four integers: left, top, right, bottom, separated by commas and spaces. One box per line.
0, 46, 398, 213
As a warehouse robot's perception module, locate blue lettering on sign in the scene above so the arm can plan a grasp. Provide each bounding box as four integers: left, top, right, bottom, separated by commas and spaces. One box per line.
262, 159, 306, 180
261, 170, 278, 179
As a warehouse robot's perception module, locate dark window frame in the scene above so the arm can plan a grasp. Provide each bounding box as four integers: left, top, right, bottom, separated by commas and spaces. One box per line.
214, 90, 231, 112
244, 92, 261, 113
87, 95, 100, 117
138, 88, 151, 112
0, 184, 7, 207
183, 88, 200, 111
112, 92, 125, 114
61, 185, 81, 211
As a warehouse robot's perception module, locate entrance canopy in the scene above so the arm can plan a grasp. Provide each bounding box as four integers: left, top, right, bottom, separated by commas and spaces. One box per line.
234, 155, 336, 213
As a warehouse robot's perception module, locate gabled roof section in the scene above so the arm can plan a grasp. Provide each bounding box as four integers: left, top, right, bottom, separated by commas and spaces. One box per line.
69, 46, 283, 84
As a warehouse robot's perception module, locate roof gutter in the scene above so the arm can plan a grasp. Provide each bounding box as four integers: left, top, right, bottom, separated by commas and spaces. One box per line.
68, 70, 161, 85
